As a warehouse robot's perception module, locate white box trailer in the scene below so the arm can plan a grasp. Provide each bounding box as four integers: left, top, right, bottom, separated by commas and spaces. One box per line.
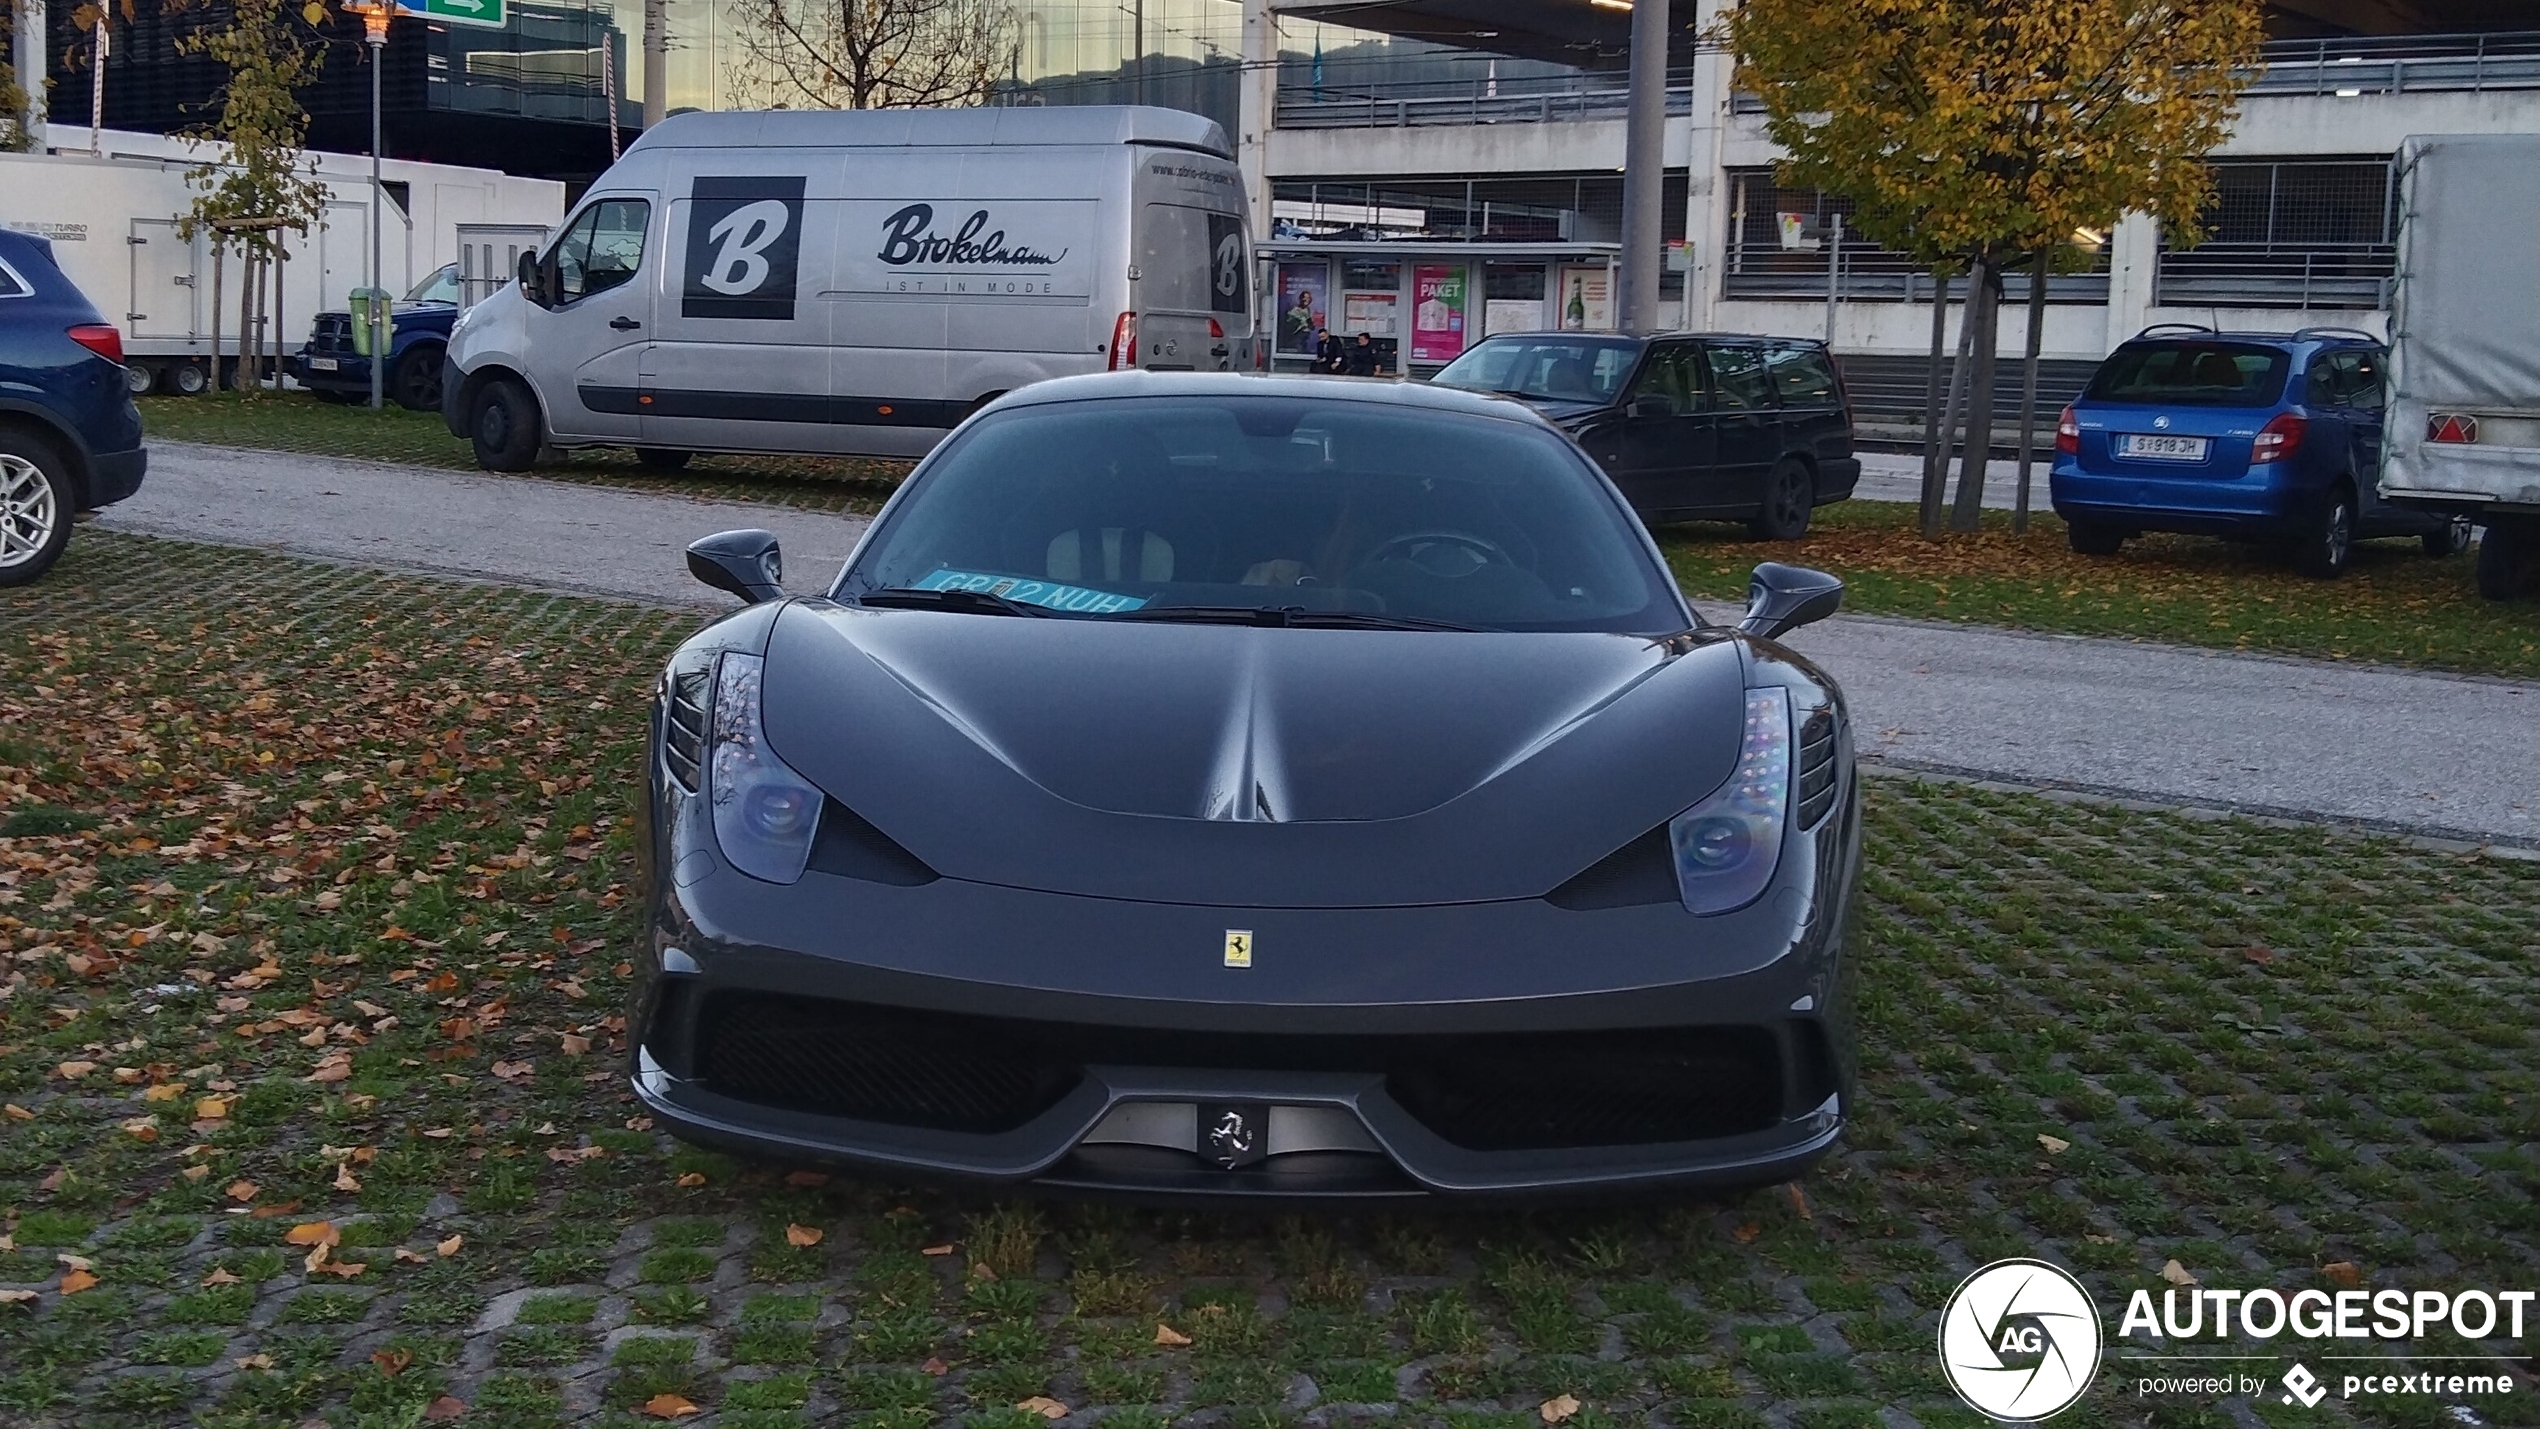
0, 129, 563, 395
2379, 133, 2540, 601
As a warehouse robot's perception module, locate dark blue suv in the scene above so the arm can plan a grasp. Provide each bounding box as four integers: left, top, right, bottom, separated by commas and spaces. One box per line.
290, 263, 461, 411
0, 229, 147, 586
2051, 325, 2465, 577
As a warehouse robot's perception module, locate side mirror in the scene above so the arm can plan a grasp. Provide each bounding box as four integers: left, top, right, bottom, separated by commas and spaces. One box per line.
515, 249, 542, 305
1628, 394, 1673, 419
687, 529, 785, 604
1737, 562, 1844, 640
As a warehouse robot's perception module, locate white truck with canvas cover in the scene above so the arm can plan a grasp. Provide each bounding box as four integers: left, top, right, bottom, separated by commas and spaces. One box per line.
2379, 133, 2540, 600
440, 106, 1256, 472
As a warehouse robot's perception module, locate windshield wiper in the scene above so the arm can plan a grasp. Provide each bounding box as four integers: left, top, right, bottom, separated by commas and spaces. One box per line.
1109, 605, 1481, 633
856, 586, 1063, 618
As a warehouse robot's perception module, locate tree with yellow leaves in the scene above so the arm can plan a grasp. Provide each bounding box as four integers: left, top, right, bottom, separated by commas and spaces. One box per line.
1727, 0, 2265, 534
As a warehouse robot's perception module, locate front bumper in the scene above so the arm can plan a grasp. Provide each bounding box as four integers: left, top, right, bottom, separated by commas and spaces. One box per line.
289, 350, 375, 393
631, 772, 1862, 1201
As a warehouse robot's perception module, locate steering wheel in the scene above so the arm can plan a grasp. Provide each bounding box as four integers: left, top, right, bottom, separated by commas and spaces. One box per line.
1363, 531, 1514, 579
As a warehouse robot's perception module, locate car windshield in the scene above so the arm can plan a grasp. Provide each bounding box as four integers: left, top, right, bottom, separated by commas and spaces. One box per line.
404, 265, 460, 304
839, 394, 1687, 634
2085, 342, 2290, 406
1432, 338, 1640, 404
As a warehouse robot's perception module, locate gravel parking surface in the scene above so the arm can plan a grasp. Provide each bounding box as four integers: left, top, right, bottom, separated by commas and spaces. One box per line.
99, 441, 2540, 845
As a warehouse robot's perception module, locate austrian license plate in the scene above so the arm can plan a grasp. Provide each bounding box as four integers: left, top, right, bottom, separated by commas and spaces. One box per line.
2117, 433, 2208, 461
307, 356, 339, 371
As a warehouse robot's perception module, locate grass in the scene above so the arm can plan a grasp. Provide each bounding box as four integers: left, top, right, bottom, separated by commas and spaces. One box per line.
138, 389, 909, 514
1658, 499, 2540, 677
0, 530, 2533, 1429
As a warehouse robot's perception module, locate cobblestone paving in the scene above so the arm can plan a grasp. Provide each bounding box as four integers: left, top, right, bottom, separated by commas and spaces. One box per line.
0, 534, 2533, 1429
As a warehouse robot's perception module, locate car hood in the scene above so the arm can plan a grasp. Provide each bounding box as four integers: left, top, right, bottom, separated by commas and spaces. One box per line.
758, 603, 1748, 907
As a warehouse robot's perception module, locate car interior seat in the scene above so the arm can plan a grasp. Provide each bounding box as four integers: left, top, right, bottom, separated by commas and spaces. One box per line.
2190, 351, 2243, 391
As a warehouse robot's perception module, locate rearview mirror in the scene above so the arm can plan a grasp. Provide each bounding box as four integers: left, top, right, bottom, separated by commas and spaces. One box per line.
1629, 394, 1673, 419
515, 249, 541, 304
1737, 562, 1843, 640
687, 530, 785, 604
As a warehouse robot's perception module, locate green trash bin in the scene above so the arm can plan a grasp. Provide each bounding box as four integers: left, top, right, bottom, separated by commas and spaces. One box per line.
347, 287, 391, 359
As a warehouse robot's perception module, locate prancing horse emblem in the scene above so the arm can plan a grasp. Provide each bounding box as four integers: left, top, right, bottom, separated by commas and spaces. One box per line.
1203, 1104, 1267, 1169
1223, 930, 1253, 968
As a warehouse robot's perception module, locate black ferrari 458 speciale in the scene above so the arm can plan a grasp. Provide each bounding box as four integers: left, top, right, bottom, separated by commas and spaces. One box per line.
631, 371, 1863, 1199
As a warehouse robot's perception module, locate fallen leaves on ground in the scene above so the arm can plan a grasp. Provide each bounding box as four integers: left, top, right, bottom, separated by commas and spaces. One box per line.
642, 1392, 701, 1418
785, 1223, 823, 1247
1541, 1394, 1582, 1423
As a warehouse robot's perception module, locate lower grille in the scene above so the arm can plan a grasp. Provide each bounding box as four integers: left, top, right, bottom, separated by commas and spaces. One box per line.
697, 994, 1082, 1133
689, 992, 1785, 1150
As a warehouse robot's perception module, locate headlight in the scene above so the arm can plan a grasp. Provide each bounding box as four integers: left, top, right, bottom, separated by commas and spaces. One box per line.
708, 652, 822, 884
1670, 687, 1790, 915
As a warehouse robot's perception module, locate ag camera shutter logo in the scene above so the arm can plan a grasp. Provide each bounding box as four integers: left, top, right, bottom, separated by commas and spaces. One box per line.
1939, 1259, 2103, 1421
683, 176, 807, 321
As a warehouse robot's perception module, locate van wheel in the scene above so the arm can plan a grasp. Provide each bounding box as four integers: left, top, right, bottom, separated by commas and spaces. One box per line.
168, 359, 210, 396
2422, 516, 2471, 559
2296, 483, 2355, 578
2068, 520, 2126, 556
391, 346, 445, 412
634, 448, 692, 472
125, 363, 157, 397
470, 377, 543, 472
2476, 519, 2536, 600
1746, 458, 1814, 540
0, 434, 74, 587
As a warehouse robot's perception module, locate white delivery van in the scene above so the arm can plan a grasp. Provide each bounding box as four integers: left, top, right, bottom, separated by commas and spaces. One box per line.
441, 105, 1256, 471
0, 130, 562, 396
2378, 133, 2540, 601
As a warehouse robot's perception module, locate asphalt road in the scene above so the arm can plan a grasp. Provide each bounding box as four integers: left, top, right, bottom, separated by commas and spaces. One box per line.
98, 441, 2539, 846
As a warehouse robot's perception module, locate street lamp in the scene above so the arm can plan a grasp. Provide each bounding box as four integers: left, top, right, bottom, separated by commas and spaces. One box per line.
346, 0, 390, 410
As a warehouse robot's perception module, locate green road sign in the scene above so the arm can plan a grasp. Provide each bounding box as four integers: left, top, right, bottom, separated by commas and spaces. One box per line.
393, 0, 503, 29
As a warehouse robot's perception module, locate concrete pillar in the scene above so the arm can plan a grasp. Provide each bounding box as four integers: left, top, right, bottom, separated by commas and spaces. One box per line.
2102, 212, 2159, 355
1616, 0, 1669, 333
14, 0, 46, 145
642, 0, 665, 129
1681, 0, 1732, 333
1237, 0, 1276, 244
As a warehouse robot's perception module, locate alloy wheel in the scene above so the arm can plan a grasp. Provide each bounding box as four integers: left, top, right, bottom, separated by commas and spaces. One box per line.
2325, 501, 2352, 570
0, 453, 59, 571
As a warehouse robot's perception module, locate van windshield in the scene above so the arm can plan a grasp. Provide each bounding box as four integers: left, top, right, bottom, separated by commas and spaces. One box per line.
1434, 338, 1639, 404
2086, 342, 2290, 407
840, 394, 1685, 634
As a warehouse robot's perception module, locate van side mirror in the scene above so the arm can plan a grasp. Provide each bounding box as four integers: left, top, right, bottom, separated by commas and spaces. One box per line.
516, 249, 546, 307
687, 530, 785, 604
1738, 562, 1844, 639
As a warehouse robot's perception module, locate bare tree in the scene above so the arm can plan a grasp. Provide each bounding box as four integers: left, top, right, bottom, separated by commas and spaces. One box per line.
735, 0, 1017, 111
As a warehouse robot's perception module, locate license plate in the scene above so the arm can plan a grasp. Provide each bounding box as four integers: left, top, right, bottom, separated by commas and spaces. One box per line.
2117, 433, 2207, 461
307, 356, 338, 371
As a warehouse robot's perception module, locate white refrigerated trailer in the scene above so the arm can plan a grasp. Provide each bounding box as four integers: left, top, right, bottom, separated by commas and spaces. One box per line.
0, 130, 562, 395
2379, 133, 2540, 601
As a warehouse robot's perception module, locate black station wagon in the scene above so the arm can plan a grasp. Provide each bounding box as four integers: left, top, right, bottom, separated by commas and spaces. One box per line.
1434, 332, 1861, 539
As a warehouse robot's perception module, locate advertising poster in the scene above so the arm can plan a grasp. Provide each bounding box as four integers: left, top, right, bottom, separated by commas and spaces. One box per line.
1410, 264, 1469, 362
1343, 290, 1398, 337
1276, 262, 1331, 356
1556, 265, 1613, 331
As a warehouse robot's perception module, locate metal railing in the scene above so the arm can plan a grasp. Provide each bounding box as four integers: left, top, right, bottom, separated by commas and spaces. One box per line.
2245, 31, 2540, 96
2152, 245, 2392, 310
1276, 71, 1694, 130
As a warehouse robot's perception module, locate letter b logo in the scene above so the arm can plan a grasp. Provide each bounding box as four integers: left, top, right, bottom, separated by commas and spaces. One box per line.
683, 176, 806, 320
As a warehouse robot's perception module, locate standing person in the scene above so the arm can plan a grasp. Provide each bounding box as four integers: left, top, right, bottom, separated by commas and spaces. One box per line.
1344, 331, 1380, 376
1315, 327, 1346, 374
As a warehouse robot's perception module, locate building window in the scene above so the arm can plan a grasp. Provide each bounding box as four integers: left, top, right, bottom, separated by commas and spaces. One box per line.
1723, 169, 2111, 302
2155, 158, 2395, 309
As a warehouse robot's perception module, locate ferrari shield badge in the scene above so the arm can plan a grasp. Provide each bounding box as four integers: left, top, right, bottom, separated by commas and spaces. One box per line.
1223, 930, 1253, 968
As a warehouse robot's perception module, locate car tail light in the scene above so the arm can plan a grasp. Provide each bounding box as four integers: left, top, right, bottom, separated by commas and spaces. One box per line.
1107, 311, 1138, 371
1207, 317, 1224, 339
67, 324, 124, 364
2055, 405, 2079, 455
2428, 413, 2479, 444
2251, 411, 2306, 464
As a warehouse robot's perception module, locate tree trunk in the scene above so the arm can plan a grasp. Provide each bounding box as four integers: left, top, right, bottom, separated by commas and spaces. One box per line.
2014, 250, 2048, 535
239, 249, 257, 399
1949, 260, 2002, 532
209, 240, 224, 395
1916, 267, 1954, 537
1924, 258, 1981, 540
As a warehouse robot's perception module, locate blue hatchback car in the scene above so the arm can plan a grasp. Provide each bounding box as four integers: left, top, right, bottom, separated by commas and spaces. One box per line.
0, 229, 147, 585
2050, 325, 2466, 577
